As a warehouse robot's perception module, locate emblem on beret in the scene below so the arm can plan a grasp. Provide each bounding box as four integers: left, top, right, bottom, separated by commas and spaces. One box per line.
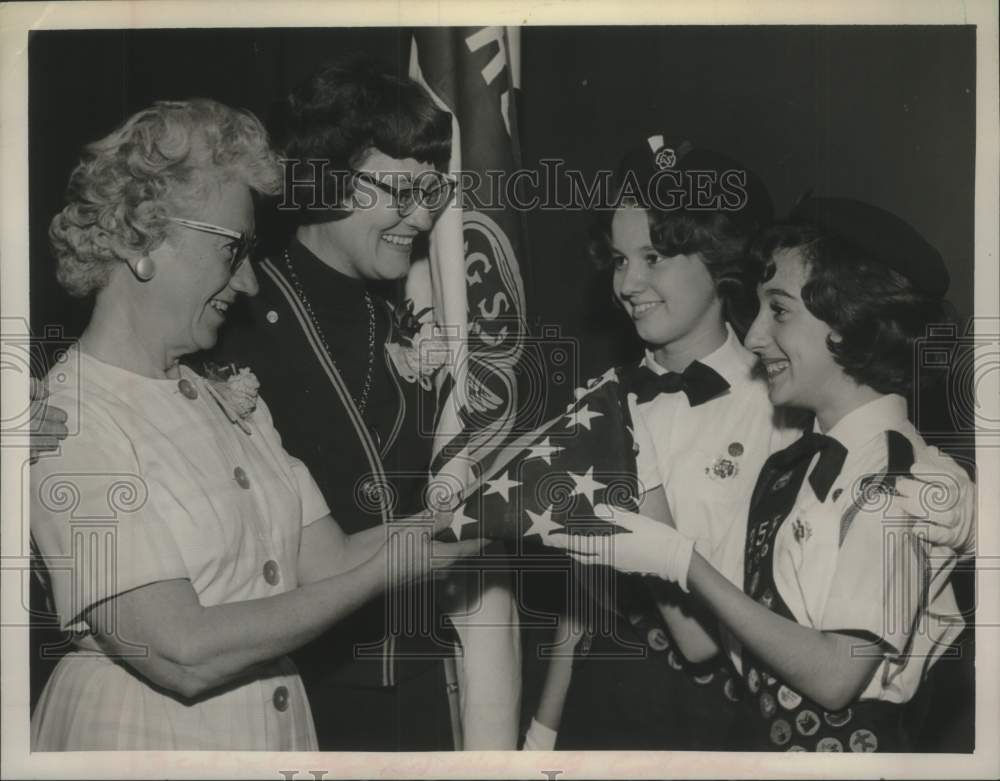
654, 147, 677, 169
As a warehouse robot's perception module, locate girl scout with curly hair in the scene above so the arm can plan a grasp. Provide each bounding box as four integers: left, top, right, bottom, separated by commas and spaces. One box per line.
551, 196, 975, 752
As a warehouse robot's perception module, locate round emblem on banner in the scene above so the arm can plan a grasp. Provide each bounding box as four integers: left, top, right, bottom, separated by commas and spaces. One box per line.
462, 210, 524, 357
849, 728, 878, 752
795, 709, 821, 737
759, 692, 777, 719
647, 627, 670, 652
777, 685, 802, 710
770, 719, 792, 746
824, 708, 853, 728
816, 736, 844, 752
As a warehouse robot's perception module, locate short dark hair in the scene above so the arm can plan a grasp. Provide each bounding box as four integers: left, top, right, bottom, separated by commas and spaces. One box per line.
274, 56, 453, 221
589, 207, 760, 334
748, 222, 951, 395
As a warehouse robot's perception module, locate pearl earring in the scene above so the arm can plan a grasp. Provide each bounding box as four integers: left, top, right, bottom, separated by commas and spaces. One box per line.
134, 256, 155, 281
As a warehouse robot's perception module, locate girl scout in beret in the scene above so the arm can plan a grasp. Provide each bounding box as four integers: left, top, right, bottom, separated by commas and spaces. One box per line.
526, 135, 805, 750
551, 197, 975, 752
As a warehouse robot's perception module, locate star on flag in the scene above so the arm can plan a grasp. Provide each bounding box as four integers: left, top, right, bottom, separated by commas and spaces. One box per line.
563, 403, 603, 431
483, 472, 522, 502
437, 367, 641, 543
569, 466, 607, 505
523, 506, 563, 539
526, 437, 562, 465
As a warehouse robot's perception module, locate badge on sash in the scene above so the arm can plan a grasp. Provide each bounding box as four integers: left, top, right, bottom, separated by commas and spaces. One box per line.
849, 729, 878, 752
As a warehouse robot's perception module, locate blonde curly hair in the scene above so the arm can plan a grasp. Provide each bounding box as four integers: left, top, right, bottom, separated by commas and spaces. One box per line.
50, 98, 281, 297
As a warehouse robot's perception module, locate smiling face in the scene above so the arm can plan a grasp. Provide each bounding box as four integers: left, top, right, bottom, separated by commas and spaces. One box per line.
152, 178, 259, 358
323, 149, 440, 281
744, 247, 867, 427
610, 205, 724, 366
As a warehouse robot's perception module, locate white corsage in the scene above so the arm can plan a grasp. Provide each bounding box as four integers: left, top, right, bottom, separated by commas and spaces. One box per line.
203, 362, 260, 433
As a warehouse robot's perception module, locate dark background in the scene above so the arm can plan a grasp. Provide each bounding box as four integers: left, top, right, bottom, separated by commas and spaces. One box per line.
27, 26, 976, 750
29, 26, 975, 369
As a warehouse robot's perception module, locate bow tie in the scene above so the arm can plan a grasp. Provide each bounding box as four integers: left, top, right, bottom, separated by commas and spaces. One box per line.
775, 431, 848, 502
625, 361, 730, 407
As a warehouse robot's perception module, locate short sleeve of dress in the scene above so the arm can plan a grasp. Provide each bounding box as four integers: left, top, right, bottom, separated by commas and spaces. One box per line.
819, 501, 927, 655
30, 399, 189, 633
252, 396, 330, 527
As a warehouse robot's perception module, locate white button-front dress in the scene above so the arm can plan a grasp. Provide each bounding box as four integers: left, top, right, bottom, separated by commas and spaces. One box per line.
30, 349, 328, 750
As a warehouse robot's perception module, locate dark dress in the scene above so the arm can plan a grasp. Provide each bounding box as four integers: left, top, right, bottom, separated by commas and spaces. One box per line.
200, 238, 456, 750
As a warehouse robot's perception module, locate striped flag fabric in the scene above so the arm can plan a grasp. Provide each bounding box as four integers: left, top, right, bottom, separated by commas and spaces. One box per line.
439, 368, 642, 544
407, 26, 528, 751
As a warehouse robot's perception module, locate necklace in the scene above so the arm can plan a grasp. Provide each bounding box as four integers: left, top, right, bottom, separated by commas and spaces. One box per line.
282, 250, 377, 416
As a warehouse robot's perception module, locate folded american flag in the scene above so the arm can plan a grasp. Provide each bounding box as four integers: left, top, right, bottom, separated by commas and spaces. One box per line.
438, 368, 641, 543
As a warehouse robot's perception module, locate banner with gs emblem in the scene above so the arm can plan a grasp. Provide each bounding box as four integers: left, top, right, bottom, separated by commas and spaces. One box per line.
410, 28, 528, 466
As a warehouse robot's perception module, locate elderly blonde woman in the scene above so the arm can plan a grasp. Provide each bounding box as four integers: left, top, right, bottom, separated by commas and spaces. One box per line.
30, 99, 477, 751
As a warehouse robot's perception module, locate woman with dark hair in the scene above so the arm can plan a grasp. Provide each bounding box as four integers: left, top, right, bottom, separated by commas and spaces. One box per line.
550, 197, 975, 752
204, 58, 463, 750
29, 98, 476, 750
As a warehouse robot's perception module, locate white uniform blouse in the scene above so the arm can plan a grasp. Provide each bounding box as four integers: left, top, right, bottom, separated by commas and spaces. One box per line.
634, 325, 801, 565
716, 394, 966, 703
30, 349, 328, 750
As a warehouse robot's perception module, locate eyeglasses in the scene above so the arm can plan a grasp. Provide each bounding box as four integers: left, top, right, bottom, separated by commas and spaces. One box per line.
351, 171, 457, 218
167, 217, 257, 275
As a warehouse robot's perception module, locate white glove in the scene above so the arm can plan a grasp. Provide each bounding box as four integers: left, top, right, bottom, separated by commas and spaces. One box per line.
891, 452, 976, 556
546, 503, 696, 591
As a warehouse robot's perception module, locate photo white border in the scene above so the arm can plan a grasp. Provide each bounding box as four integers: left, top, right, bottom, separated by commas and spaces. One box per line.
2, 1, 997, 778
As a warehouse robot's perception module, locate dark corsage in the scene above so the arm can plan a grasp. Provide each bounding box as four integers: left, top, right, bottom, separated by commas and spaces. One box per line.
386, 299, 449, 389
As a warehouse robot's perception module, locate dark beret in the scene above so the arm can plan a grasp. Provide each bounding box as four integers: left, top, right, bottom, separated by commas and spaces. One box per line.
789, 196, 949, 296
613, 134, 774, 233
